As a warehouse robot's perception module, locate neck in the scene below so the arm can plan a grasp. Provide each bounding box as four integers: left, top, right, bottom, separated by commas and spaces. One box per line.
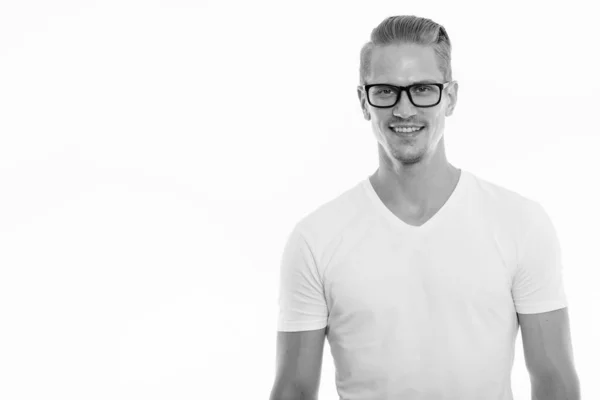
371, 162, 459, 210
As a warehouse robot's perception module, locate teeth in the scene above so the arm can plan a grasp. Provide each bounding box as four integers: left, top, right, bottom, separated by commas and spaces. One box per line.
392, 126, 422, 133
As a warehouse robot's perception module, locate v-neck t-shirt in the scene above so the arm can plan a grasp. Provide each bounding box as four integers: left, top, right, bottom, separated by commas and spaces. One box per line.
276, 169, 569, 400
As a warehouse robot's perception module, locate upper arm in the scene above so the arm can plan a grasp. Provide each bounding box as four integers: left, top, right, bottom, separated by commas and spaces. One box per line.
270, 327, 327, 400
518, 307, 577, 379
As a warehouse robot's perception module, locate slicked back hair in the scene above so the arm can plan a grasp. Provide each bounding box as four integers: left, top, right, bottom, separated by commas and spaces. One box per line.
359, 15, 453, 86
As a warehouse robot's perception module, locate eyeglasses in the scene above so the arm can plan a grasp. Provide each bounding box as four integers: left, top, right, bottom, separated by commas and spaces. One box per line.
363, 82, 452, 108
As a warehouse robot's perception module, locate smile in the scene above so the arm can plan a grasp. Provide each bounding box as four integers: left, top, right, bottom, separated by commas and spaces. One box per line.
391, 126, 423, 133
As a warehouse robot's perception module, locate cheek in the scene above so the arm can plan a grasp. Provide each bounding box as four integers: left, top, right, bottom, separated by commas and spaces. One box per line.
429, 115, 445, 130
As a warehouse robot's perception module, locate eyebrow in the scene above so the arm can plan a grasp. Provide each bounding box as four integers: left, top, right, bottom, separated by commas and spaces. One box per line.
372, 79, 440, 86
412, 79, 438, 84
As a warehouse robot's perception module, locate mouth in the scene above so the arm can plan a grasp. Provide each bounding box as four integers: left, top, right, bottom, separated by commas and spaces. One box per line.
389, 126, 425, 137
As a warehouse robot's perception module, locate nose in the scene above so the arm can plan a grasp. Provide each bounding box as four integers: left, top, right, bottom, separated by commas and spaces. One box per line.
392, 89, 416, 118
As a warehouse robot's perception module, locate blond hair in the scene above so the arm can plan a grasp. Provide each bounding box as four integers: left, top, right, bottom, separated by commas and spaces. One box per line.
359, 15, 453, 85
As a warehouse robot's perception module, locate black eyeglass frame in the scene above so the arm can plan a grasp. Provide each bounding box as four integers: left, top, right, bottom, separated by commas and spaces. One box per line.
362, 82, 452, 108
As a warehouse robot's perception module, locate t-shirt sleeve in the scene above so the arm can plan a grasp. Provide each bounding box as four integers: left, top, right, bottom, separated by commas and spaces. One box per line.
512, 200, 569, 314
276, 226, 329, 332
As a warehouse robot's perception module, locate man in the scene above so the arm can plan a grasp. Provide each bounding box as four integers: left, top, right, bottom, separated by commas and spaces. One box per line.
270, 15, 580, 400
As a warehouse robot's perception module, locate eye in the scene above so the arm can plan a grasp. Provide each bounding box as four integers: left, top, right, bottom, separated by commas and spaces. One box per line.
374, 88, 394, 96
414, 85, 432, 93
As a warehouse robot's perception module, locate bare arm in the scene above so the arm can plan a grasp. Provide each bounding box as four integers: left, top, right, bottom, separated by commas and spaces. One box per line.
530, 369, 580, 400
269, 327, 327, 400
518, 309, 581, 400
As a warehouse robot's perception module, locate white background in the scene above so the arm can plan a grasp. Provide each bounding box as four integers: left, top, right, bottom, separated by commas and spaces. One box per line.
0, 0, 596, 399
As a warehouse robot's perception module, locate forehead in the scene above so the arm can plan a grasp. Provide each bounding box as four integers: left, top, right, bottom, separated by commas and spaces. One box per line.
368, 43, 443, 84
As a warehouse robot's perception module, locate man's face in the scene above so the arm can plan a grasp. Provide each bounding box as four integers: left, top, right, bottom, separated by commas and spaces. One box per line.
357, 43, 458, 166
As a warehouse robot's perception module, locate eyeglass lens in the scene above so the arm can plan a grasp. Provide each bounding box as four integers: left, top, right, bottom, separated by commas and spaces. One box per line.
368, 84, 441, 107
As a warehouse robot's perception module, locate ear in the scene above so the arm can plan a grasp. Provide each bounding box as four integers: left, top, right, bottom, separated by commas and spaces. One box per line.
445, 81, 458, 117
357, 86, 371, 120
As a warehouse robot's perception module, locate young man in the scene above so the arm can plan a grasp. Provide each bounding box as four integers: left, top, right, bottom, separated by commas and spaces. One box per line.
270, 15, 580, 400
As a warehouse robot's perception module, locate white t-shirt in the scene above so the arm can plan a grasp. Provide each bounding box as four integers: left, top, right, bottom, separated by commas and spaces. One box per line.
276, 169, 568, 400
